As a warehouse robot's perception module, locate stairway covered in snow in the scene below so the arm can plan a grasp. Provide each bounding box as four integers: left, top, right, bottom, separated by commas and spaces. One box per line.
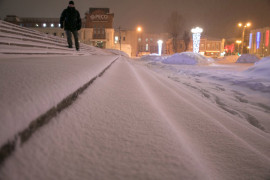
0, 20, 111, 55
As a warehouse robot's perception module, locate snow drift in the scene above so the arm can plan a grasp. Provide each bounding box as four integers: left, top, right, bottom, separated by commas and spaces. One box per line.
244, 56, 270, 78
162, 52, 214, 65
140, 54, 169, 61
236, 54, 260, 63
105, 49, 129, 57
216, 55, 239, 63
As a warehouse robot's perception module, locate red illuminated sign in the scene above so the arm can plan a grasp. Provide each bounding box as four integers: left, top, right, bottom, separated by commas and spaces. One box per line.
265, 30, 269, 47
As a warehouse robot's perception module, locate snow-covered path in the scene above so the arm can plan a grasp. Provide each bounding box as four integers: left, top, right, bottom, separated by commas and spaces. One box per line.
1, 57, 270, 180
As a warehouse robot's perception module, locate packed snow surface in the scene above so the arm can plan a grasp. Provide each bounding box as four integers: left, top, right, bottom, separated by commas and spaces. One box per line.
236, 54, 260, 63
0, 53, 270, 180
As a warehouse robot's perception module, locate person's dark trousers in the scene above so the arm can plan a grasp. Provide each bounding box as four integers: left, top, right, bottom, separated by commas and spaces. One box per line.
65, 30, 79, 50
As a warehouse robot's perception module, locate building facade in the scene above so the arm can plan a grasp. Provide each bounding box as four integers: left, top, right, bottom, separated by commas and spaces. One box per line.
114, 30, 169, 57
249, 27, 270, 57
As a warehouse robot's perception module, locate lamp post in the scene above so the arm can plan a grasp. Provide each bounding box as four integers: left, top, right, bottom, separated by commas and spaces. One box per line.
137, 26, 142, 56
191, 27, 203, 53
157, 40, 163, 56
238, 22, 251, 54
236, 40, 242, 55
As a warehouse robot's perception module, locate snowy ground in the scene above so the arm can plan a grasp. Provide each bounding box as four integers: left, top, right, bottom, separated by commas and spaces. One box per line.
0, 54, 270, 180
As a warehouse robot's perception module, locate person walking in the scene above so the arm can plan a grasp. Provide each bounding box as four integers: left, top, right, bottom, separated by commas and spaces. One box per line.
60, 1, 81, 51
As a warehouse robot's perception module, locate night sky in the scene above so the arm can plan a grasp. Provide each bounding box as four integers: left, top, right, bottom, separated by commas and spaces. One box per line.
0, 0, 270, 38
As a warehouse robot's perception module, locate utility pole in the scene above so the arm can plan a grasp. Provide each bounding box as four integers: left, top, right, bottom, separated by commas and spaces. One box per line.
118, 26, 121, 50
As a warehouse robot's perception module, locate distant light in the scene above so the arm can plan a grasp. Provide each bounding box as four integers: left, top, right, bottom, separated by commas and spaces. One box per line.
191, 27, 203, 53
256, 32, 261, 49
137, 27, 142, 32
51, 24, 54, 27
246, 22, 251, 27
265, 30, 269, 47
43, 23, 47, 27
191, 27, 203, 34
220, 52, 226, 56
35, 24, 39, 27
249, 33, 252, 49
114, 36, 119, 44
238, 23, 242, 27
157, 40, 163, 56
236, 40, 242, 44
58, 24, 61, 27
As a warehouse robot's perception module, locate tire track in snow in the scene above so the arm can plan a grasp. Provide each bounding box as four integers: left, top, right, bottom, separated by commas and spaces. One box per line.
0, 56, 120, 166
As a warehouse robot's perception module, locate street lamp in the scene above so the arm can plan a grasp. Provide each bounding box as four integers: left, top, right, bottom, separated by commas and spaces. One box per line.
191, 27, 203, 53
236, 40, 242, 55
157, 40, 163, 56
137, 27, 142, 32
238, 22, 251, 54
137, 26, 142, 56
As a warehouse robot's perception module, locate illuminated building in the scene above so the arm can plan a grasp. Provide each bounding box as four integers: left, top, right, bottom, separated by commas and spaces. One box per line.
249, 27, 270, 57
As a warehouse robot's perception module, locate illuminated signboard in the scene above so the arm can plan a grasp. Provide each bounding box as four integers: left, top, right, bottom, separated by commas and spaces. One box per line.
265, 30, 269, 47
256, 32, 261, 49
90, 15, 108, 21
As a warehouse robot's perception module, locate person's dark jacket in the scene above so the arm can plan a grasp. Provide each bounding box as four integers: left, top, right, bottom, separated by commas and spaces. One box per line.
60, 6, 81, 31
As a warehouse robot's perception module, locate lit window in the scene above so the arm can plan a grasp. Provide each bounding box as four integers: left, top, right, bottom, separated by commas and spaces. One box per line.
115, 36, 119, 44
51, 24, 54, 27
138, 38, 141, 42
146, 44, 149, 51
43, 23, 47, 27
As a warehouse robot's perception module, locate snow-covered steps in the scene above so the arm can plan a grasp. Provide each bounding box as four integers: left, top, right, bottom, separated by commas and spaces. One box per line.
0, 55, 119, 163
0, 20, 111, 55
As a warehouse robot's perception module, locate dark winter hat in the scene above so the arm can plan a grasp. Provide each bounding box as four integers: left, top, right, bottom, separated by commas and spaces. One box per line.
69, 1, 74, 5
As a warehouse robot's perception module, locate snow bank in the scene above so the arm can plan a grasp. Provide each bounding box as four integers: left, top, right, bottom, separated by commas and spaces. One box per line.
162, 52, 214, 65
244, 56, 270, 78
236, 54, 260, 63
140, 54, 168, 61
105, 49, 129, 57
217, 55, 239, 63
256, 56, 270, 64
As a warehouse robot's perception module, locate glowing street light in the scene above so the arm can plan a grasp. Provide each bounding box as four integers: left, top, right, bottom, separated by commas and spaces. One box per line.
238, 22, 251, 54
137, 26, 142, 56
191, 27, 203, 53
157, 40, 163, 56
236, 40, 242, 54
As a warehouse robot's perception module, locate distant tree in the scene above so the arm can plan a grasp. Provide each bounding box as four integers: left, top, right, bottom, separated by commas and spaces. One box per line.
183, 30, 190, 51
165, 11, 184, 53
